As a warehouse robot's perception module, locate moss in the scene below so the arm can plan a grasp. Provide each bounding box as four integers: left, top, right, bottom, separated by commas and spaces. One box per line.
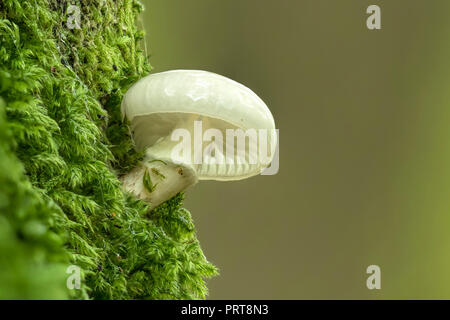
0, 0, 217, 299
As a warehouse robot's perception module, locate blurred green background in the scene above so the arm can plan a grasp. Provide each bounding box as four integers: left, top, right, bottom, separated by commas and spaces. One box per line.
141, 0, 450, 299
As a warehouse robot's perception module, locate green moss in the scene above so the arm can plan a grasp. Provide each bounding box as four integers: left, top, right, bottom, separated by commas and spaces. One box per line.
0, 0, 217, 299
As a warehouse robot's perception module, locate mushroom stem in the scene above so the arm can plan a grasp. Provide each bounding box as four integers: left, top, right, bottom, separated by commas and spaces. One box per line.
121, 136, 198, 209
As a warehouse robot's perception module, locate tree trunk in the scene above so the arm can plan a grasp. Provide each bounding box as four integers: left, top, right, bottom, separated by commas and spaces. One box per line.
0, 0, 216, 299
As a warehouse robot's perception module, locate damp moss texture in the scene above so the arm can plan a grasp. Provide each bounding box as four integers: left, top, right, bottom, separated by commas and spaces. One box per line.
0, 0, 217, 299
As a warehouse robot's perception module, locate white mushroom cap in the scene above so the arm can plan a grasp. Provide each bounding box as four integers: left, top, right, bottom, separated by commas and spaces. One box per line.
120, 70, 277, 208
121, 70, 276, 180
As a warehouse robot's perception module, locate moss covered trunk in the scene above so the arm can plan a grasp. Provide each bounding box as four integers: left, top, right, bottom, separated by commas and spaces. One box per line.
0, 0, 216, 299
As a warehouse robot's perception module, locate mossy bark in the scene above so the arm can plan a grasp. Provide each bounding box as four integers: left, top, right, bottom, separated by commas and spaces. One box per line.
0, 0, 217, 299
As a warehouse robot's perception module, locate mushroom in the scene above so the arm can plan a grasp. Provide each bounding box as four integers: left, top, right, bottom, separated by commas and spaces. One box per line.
120, 70, 277, 209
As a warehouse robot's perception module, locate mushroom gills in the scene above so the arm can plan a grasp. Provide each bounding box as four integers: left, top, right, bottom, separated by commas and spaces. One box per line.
129, 112, 274, 180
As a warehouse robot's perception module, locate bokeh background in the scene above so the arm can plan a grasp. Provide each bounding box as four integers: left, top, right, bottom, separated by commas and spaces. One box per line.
141, 0, 450, 299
